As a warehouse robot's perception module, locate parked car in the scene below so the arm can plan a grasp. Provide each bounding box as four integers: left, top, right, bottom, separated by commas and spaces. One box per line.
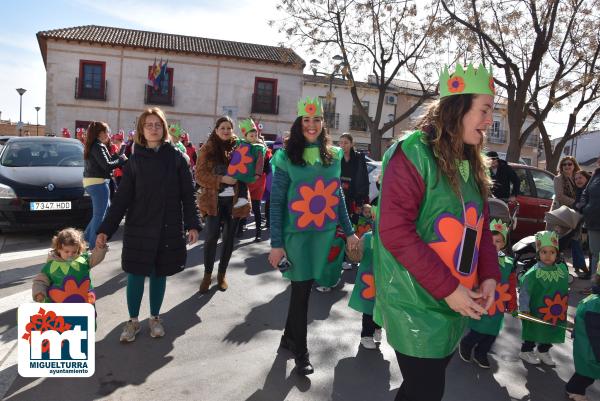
509, 163, 555, 242
0, 136, 92, 230
366, 160, 382, 203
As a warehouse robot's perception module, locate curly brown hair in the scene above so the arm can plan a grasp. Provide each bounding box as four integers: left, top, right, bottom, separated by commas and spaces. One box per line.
51, 227, 86, 255
205, 116, 237, 165
416, 94, 491, 198
285, 116, 334, 166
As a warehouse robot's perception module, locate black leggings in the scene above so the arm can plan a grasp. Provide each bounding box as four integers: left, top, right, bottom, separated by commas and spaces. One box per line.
521, 341, 552, 353
566, 372, 595, 395
361, 313, 381, 337
283, 279, 313, 356
203, 196, 239, 274
394, 351, 454, 401
251, 199, 262, 233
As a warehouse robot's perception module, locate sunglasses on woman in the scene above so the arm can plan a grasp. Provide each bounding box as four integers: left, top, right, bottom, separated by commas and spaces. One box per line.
562, 162, 573, 167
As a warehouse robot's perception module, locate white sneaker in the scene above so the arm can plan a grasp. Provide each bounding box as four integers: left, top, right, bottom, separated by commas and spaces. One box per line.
342, 262, 353, 270
536, 351, 555, 366
567, 392, 589, 401
149, 316, 165, 338
119, 319, 141, 343
519, 351, 541, 365
233, 198, 249, 208
373, 328, 382, 342
315, 286, 331, 293
360, 336, 377, 349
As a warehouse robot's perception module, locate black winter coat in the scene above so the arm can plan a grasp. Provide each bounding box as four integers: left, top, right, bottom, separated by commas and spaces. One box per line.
580, 167, 600, 231
98, 143, 201, 276
84, 140, 123, 179
490, 160, 520, 199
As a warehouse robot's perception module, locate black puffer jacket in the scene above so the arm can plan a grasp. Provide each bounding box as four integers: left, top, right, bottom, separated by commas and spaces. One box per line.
83, 140, 123, 179
98, 143, 201, 276
580, 167, 600, 231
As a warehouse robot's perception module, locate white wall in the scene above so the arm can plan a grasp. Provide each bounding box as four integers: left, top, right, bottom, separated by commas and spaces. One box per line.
44, 40, 303, 144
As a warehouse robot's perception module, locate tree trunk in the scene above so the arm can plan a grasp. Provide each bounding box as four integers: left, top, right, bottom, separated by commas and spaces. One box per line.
370, 129, 382, 160
506, 114, 523, 163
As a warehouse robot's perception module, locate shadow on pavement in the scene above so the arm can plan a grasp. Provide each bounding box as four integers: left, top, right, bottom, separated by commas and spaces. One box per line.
244, 349, 311, 401
4, 290, 217, 400
223, 285, 346, 345
331, 345, 395, 401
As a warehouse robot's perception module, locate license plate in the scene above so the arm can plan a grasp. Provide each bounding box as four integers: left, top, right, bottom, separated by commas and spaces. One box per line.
29, 201, 72, 211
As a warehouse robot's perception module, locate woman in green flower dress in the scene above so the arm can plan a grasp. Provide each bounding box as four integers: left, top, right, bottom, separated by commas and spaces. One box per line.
268, 97, 359, 375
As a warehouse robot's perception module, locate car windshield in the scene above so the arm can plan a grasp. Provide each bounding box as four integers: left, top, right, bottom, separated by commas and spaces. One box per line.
1, 140, 84, 167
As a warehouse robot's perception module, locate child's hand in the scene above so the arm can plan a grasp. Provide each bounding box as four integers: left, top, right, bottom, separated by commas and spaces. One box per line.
96, 233, 108, 249
34, 293, 45, 303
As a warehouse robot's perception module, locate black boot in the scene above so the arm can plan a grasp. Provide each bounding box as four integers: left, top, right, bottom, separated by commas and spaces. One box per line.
294, 352, 314, 375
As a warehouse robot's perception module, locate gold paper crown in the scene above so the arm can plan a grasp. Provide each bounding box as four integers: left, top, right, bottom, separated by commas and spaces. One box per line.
439, 63, 495, 98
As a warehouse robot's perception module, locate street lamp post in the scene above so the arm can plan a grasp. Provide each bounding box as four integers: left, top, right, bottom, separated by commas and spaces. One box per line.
35, 106, 41, 136
309, 55, 346, 128
16, 88, 26, 136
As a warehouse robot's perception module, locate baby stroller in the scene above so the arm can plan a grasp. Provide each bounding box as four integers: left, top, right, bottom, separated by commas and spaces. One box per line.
512, 205, 581, 283
488, 198, 519, 248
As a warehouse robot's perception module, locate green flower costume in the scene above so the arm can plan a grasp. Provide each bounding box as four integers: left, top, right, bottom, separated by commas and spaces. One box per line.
349, 231, 375, 315
228, 138, 267, 183
519, 261, 569, 344
573, 293, 600, 379
373, 131, 486, 358
468, 253, 514, 336
40, 253, 96, 304
271, 144, 348, 282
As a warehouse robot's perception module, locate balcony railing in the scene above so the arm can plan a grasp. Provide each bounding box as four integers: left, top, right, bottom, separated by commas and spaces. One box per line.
349, 114, 368, 131
324, 112, 339, 129
251, 93, 279, 115
525, 133, 539, 147
144, 85, 175, 106
487, 129, 507, 144
75, 78, 107, 101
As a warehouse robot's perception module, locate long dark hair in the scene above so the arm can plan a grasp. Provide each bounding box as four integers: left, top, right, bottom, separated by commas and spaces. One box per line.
285, 116, 334, 166
206, 116, 236, 165
416, 94, 491, 198
83, 121, 109, 160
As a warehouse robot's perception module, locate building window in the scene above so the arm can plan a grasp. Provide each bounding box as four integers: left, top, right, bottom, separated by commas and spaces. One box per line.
146, 67, 174, 106
252, 78, 278, 114
350, 101, 369, 131
77, 60, 106, 100
319, 96, 339, 129
488, 120, 506, 144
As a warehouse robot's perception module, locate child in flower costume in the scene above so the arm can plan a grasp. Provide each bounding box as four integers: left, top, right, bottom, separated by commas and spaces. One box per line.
169, 124, 191, 165
32, 228, 107, 304
349, 205, 382, 350
565, 284, 600, 401
459, 219, 517, 368
228, 118, 267, 209
372, 63, 500, 401
268, 96, 358, 376
518, 230, 569, 366
354, 204, 373, 239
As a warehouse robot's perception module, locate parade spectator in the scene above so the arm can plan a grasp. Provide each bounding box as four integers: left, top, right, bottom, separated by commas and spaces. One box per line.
486, 151, 519, 201
83, 121, 126, 250
268, 97, 359, 375
374, 63, 500, 401
196, 116, 251, 294
573, 170, 592, 279
339, 133, 370, 217
552, 156, 580, 210
579, 155, 600, 285
111, 131, 125, 188
182, 132, 197, 167
96, 107, 200, 342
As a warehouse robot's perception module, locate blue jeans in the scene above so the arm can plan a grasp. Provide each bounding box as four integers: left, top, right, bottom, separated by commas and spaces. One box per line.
571, 239, 587, 270
84, 181, 110, 250
589, 230, 600, 278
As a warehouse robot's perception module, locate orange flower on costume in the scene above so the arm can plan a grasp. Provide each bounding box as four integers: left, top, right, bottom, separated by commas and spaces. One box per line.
488, 283, 511, 315
227, 144, 253, 176
48, 277, 93, 303
356, 224, 372, 238
493, 222, 505, 232
360, 272, 375, 300
304, 103, 317, 116
489, 77, 495, 93
428, 203, 483, 289
447, 76, 465, 93
290, 178, 339, 230
538, 292, 568, 326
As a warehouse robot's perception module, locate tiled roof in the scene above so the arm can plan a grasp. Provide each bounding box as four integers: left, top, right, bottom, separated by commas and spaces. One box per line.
37, 25, 305, 68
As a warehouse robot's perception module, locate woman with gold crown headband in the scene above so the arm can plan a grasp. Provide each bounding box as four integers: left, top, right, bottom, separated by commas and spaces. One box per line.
268, 97, 359, 375
372, 63, 501, 401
